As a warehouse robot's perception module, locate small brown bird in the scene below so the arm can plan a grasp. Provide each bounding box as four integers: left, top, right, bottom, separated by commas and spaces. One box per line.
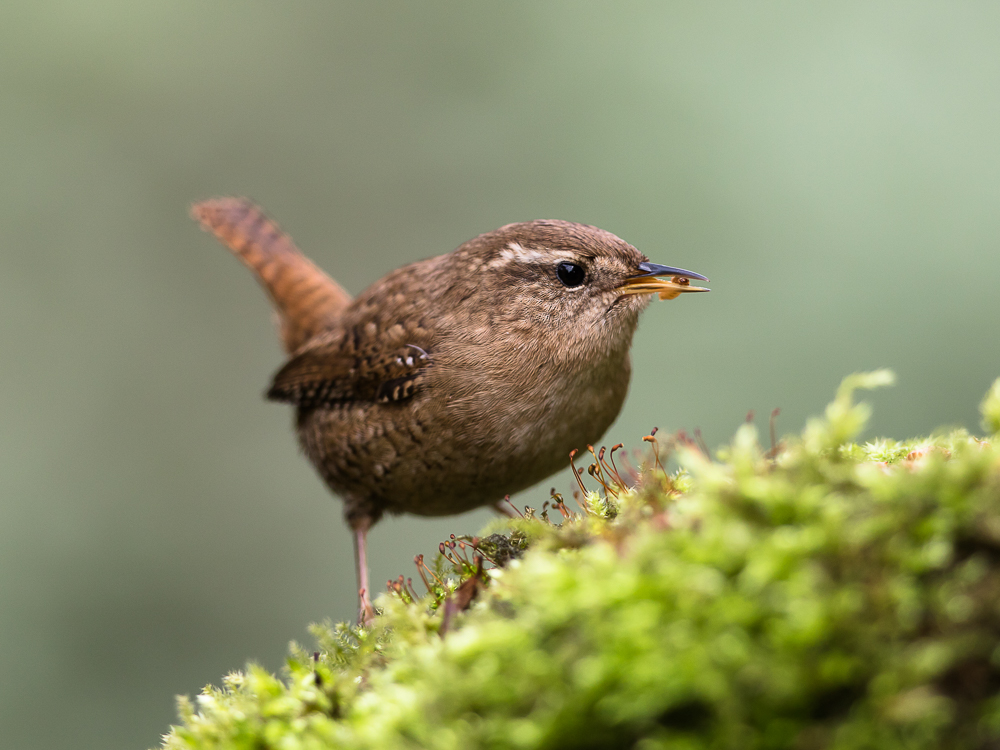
193, 198, 709, 623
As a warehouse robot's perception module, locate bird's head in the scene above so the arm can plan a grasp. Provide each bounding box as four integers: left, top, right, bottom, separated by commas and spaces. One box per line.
453, 220, 708, 351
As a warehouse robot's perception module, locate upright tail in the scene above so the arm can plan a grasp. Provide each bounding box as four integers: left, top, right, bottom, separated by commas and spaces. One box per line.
192, 197, 352, 354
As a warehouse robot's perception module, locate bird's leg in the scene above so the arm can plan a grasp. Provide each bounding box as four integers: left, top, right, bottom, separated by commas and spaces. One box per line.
352, 517, 376, 627
492, 498, 520, 518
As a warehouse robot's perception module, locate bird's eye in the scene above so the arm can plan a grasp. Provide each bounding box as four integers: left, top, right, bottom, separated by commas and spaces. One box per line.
556, 261, 586, 288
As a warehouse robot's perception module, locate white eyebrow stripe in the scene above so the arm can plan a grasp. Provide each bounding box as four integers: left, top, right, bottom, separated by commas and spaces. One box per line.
501, 242, 546, 263
489, 242, 581, 268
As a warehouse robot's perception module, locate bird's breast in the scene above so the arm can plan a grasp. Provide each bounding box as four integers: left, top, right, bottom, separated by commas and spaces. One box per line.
429, 334, 633, 490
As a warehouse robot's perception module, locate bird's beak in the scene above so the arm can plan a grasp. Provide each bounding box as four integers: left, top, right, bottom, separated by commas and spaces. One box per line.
617, 262, 710, 300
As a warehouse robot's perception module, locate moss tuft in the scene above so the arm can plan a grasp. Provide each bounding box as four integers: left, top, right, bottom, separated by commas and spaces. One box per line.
981, 378, 1000, 435
160, 373, 1000, 750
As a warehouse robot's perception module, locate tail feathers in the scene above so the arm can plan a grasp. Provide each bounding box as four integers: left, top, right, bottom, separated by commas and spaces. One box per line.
192, 197, 352, 354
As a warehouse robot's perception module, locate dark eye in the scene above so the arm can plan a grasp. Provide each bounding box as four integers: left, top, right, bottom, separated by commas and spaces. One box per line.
556, 261, 586, 287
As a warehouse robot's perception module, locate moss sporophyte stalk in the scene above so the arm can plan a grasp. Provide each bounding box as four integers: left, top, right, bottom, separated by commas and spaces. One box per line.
161, 372, 1000, 750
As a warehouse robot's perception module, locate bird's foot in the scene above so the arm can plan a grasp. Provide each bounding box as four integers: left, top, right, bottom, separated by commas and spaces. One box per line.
358, 587, 376, 628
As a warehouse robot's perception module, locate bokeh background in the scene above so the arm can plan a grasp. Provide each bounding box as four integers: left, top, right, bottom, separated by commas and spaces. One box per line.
2, 2, 999, 748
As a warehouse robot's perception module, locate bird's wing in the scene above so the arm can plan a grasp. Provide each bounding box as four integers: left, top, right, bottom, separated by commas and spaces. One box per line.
266, 329, 432, 408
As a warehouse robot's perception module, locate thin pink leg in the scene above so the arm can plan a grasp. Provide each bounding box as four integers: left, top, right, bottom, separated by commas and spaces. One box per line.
493, 499, 519, 518
353, 521, 376, 626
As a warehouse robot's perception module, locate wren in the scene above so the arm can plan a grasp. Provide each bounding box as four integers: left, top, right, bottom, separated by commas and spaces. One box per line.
192, 198, 709, 623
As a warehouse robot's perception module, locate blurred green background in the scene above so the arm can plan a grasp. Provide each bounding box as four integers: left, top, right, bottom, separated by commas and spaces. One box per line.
2, 2, 999, 748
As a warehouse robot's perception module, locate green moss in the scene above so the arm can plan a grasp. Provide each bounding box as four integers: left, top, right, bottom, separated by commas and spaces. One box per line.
982, 378, 1000, 436
160, 373, 1000, 750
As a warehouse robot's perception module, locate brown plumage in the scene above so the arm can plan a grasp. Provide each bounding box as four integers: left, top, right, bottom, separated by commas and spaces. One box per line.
193, 197, 709, 623
192, 198, 351, 353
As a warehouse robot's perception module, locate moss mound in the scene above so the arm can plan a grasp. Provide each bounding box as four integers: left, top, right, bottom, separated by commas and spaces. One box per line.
160, 372, 1000, 750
